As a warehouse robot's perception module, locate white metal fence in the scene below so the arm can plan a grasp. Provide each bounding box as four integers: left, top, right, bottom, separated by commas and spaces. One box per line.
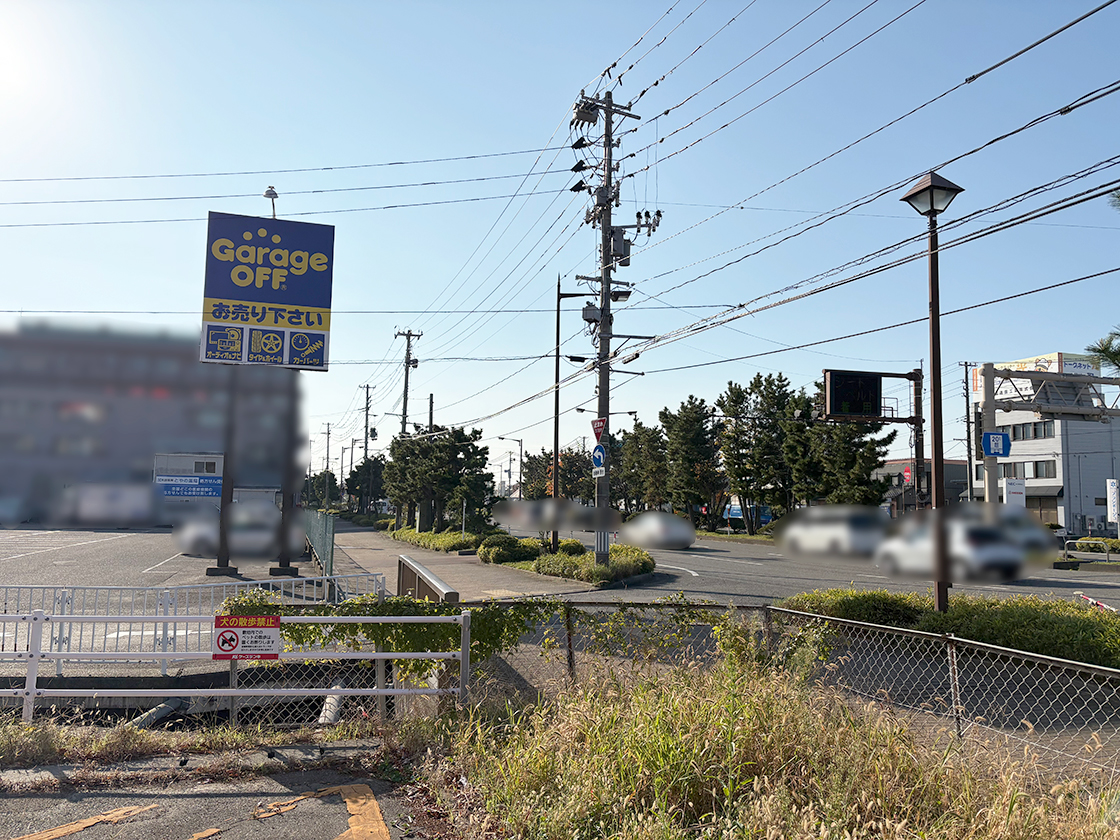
0, 573, 385, 677
4, 610, 470, 723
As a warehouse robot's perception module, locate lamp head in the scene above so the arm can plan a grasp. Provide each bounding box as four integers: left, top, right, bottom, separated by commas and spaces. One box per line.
901, 171, 964, 217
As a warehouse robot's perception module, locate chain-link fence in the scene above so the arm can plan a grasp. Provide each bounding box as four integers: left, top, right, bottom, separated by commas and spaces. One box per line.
304, 509, 336, 575
769, 607, 1120, 780
8, 597, 1120, 783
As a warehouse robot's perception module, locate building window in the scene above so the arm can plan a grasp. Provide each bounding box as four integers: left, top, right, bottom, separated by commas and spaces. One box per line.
206, 461, 216, 474
1096, 497, 1108, 507
1033, 420, 1054, 439
194, 460, 217, 474
999, 462, 1026, 479
1033, 460, 1056, 479
975, 464, 985, 481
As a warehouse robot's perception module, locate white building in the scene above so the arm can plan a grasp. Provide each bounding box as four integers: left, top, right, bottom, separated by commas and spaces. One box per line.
969, 352, 1118, 534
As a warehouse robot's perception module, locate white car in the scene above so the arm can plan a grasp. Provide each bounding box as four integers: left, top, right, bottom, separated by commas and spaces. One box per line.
951, 502, 1056, 554
775, 505, 887, 557
618, 511, 695, 550
874, 518, 1023, 580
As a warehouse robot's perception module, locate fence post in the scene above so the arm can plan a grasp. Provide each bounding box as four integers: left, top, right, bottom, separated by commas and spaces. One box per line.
229, 660, 239, 726
53, 590, 71, 678
158, 590, 171, 678
459, 610, 471, 705
762, 606, 775, 659
564, 602, 577, 684
22, 610, 46, 724
946, 635, 963, 739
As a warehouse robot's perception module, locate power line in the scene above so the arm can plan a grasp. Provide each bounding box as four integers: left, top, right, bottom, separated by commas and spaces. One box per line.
0, 169, 571, 208
641, 267, 1120, 374
0, 146, 569, 184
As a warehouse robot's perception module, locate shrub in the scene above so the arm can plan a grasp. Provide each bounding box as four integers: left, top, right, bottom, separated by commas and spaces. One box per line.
1075, 537, 1120, 554
777, 588, 1120, 668
535, 543, 654, 585
478, 534, 540, 564
558, 538, 585, 556
376, 517, 395, 530
386, 526, 482, 552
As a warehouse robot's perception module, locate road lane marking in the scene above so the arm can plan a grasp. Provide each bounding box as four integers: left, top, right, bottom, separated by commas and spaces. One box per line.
0, 533, 135, 562
677, 552, 764, 567
142, 553, 184, 573
658, 564, 699, 577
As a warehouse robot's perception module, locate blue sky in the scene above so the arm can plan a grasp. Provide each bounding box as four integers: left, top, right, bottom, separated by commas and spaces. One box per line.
2, 1, 1118, 486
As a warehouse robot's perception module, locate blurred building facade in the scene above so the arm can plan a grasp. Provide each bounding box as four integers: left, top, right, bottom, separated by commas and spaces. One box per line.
0, 323, 298, 523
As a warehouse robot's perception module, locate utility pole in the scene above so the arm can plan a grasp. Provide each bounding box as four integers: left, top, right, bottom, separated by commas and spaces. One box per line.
324, 422, 331, 506
363, 385, 371, 462
571, 89, 646, 566
395, 330, 422, 436
912, 370, 924, 509
961, 361, 974, 502
428, 394, 434, 431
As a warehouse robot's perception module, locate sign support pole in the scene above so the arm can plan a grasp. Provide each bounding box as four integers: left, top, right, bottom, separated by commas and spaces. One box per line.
208, 366, 239, 577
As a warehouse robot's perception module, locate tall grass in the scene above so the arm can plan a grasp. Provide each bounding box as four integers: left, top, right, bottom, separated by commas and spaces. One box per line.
441, 658, 1120, 839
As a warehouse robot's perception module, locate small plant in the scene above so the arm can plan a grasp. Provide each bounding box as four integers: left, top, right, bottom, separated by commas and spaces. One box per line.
386, 526, 482, 552
534, 543, 654, 585
557, 538, 585, 556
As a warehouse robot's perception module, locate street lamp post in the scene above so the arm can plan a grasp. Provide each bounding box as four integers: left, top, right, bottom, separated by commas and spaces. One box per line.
901, 171, 964, 613
498, 437, 524, 500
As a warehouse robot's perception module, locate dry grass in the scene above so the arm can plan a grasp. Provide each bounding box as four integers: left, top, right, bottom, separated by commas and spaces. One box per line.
434, 658, 1120, 839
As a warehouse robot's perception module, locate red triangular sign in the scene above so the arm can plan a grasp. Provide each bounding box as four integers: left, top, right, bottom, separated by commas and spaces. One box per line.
591, 418, 607, 442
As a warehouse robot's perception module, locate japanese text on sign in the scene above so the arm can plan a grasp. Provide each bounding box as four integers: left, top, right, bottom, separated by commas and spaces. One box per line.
212, 614, 282, 660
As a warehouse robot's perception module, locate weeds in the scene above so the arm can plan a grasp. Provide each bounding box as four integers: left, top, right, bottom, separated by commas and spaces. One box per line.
433, 657, 1120, 839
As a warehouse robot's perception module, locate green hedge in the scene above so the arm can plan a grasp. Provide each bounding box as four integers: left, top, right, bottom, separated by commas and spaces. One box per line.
386, 526, 483, 552
535, 543, 655, 586
478, 534, 543, 564
777, 588, 1120, 669
558, 538, 585, 556
1075, 538, 1120, 554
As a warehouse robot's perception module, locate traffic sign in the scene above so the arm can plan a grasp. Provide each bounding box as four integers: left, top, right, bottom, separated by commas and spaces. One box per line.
212, 615, 281, 660
981, 432, 1011, 457
591, 444, 607, 468
592, 467, 605, 478
591, 417, 607, 442
903, 466, 911, 484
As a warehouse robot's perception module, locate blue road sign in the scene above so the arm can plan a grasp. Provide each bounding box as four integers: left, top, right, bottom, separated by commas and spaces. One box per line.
982, 432, 1012, 457
591, 444, 607, 469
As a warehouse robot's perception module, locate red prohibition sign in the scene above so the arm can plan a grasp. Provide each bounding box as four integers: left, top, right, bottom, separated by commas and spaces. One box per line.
216, 629, 239, 651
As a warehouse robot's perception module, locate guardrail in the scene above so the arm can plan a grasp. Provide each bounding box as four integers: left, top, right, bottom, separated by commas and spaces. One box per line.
4, 609, 471, 723
0, 573, 386, 677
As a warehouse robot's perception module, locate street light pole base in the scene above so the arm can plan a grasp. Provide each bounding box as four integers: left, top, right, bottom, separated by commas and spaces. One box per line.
205, 565, 240, 577
269, 565, 300, 577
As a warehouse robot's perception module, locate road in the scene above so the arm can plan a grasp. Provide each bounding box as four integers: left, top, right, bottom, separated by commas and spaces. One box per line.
0, 527, 310, 590
5, 525, 1120, 613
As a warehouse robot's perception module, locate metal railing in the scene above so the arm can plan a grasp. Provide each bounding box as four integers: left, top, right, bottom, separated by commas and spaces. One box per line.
305, 509, 337, 575
0, 573, 385, 677
5, 609, 471, 723
1063, 538, 1113, 561
398, 554, 459, 603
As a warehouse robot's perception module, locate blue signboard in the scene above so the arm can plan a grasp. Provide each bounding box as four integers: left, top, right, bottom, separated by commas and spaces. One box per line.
155, 475, 223, 497
981, 432, 1012, 458
591, 444, 607, 468
201, 212, 335, 370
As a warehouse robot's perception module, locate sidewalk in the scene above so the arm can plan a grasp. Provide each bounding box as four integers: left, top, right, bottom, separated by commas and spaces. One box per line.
332, 523, 598, 602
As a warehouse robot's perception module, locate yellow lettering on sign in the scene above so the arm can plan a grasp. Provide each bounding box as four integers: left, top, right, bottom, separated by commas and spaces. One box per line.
231, 265, 254, 287
212, 239, 235, 262
310, 253, 328, 272
255, 266, 272, 288
290, 251, 309, 275
236, 245, 256, 263
273, 268, 288, 286
269, 249, 290, 267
